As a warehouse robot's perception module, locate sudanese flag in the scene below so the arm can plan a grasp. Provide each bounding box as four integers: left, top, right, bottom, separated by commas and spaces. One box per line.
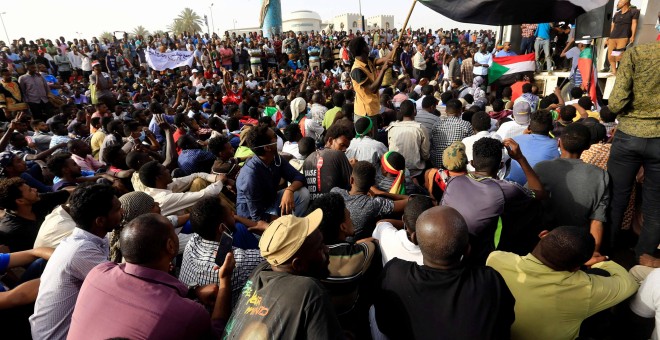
488, 53, 536, 86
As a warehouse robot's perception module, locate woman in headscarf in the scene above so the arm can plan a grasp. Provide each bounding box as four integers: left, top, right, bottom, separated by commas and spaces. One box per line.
111, 191, 190, 263
468, 76, 486, 101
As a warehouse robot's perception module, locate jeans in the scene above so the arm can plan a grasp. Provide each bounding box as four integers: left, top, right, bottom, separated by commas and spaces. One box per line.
520, 37, 536, 54
534, 38, 552, 71
607, 131, 660, 258
265, 187, 310, 217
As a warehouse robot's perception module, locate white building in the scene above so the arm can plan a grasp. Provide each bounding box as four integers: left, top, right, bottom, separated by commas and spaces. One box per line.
332, 13, 365, 33
283, 10, 323, 33
228, 11, 396, 36
366, 15, 394, 31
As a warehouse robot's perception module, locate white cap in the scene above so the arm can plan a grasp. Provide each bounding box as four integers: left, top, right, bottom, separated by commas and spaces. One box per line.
153, 79, 160, 83
191, 69, 199, 73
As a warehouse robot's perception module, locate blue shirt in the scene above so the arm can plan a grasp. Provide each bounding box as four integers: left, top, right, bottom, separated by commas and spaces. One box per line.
495, 50, 518, 57
236, 155, 305, 221
177, 149, 216, 176
506, 134, 560, 185
149, 114, 175, 144
536, 23, 552, 40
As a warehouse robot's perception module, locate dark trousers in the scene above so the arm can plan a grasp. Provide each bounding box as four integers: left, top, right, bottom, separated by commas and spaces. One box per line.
27, 101, 53, 120
607, 131, 660, 258
520, 36, 535, 54
413, 68, 424, 81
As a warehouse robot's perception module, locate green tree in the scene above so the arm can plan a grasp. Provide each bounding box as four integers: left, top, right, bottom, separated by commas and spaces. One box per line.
99, 31, 114, 42
132, 25, 150, 38
168, 8, 203, 35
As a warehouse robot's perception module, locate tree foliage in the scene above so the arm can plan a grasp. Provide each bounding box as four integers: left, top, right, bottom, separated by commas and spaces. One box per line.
168, 8, 203, 35
132, 26, 150, 38
99, 31, 114, 42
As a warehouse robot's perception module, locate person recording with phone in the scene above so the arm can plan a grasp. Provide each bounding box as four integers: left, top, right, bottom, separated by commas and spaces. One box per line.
179, 197, 265, 307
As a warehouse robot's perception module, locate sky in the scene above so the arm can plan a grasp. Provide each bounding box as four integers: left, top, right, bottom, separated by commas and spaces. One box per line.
1, 0, 496, 42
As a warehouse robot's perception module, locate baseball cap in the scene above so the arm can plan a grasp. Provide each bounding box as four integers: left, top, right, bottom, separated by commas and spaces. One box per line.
259, 209, 324, 266
442, 141, 468, 171
512, 101, 532, 125
191, 69, 199, 73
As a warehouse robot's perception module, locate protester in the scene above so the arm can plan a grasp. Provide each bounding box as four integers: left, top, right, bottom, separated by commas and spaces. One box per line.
67, 213, 234, 339
487, 226, 638, 340
224, 209, 343, 338
0, 18, 656, 340
29, 184, 122, 339
374, 206, 515, 339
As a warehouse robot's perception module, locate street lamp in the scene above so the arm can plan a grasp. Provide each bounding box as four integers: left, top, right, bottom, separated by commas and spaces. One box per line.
0, 12, 9, 44
209, 3, 216, 36
233, 19, 237, 31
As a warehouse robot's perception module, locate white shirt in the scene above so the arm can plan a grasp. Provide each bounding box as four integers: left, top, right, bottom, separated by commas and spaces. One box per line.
631, 268, 660, 340
245, 80, 258, 90
81, 55, 92, 72
68, 51, 83, 69
282, 141, 303, 160
143, 172, 223, 216
30, 228, 110, 340
372, 222, 423, 266
34, 205, 76, 248
473, 51, 493, 76
345, 136, 388, 162
496, 120, 528, 140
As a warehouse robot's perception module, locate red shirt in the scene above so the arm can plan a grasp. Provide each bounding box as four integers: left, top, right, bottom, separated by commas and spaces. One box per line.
222, 89, 243, 105
173, 128, 186, 155
510, 81, 528, 103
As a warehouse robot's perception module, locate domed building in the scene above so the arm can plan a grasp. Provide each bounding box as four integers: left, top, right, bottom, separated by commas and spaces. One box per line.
282, 10, 323, 33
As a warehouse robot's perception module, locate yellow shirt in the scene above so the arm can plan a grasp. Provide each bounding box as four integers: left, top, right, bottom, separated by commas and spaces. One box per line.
351, 58, 380, 117
573, 109, 601, 122
90, 130, 106, 160
322, 107, 342, 130
486, 251, 638, 340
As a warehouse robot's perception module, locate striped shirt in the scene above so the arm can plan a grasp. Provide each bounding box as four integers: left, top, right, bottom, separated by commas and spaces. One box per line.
30, 227, 109, 340
179, 233, 263, 306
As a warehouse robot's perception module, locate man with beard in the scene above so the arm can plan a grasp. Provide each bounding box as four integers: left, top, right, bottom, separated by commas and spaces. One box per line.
224, 209, 343, 339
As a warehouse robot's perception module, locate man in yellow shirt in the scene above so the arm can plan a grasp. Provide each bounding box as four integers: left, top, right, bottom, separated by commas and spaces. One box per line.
487, 226, 638, 340
349, 37, 398, 118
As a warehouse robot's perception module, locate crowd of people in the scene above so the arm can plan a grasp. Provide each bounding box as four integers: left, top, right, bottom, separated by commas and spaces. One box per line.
0, 2, 659, 338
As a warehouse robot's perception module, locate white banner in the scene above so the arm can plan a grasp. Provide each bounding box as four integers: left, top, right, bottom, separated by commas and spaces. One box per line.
145, 49, 195, 71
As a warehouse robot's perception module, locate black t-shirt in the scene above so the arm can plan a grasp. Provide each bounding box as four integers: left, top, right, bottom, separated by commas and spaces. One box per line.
374, 259, 515, 340
610, 8, 640, 39
0, 190, 69, 251
224, 263, 344, 339
303, 149, 352, 201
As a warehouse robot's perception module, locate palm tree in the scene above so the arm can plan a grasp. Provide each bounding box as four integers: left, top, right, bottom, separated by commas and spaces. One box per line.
169, 8, 203, 35
132, 26, 150, 38
99, 31, 114, 42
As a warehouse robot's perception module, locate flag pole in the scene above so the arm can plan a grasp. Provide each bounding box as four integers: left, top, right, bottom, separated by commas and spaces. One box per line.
392, 0, 418, 60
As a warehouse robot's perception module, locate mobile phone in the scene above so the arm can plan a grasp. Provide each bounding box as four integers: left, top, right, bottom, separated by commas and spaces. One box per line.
214, 231, 234, 267
139, 131, 146, 141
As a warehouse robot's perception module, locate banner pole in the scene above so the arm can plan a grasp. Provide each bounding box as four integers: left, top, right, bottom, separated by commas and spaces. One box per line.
392, 0, 418, 60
